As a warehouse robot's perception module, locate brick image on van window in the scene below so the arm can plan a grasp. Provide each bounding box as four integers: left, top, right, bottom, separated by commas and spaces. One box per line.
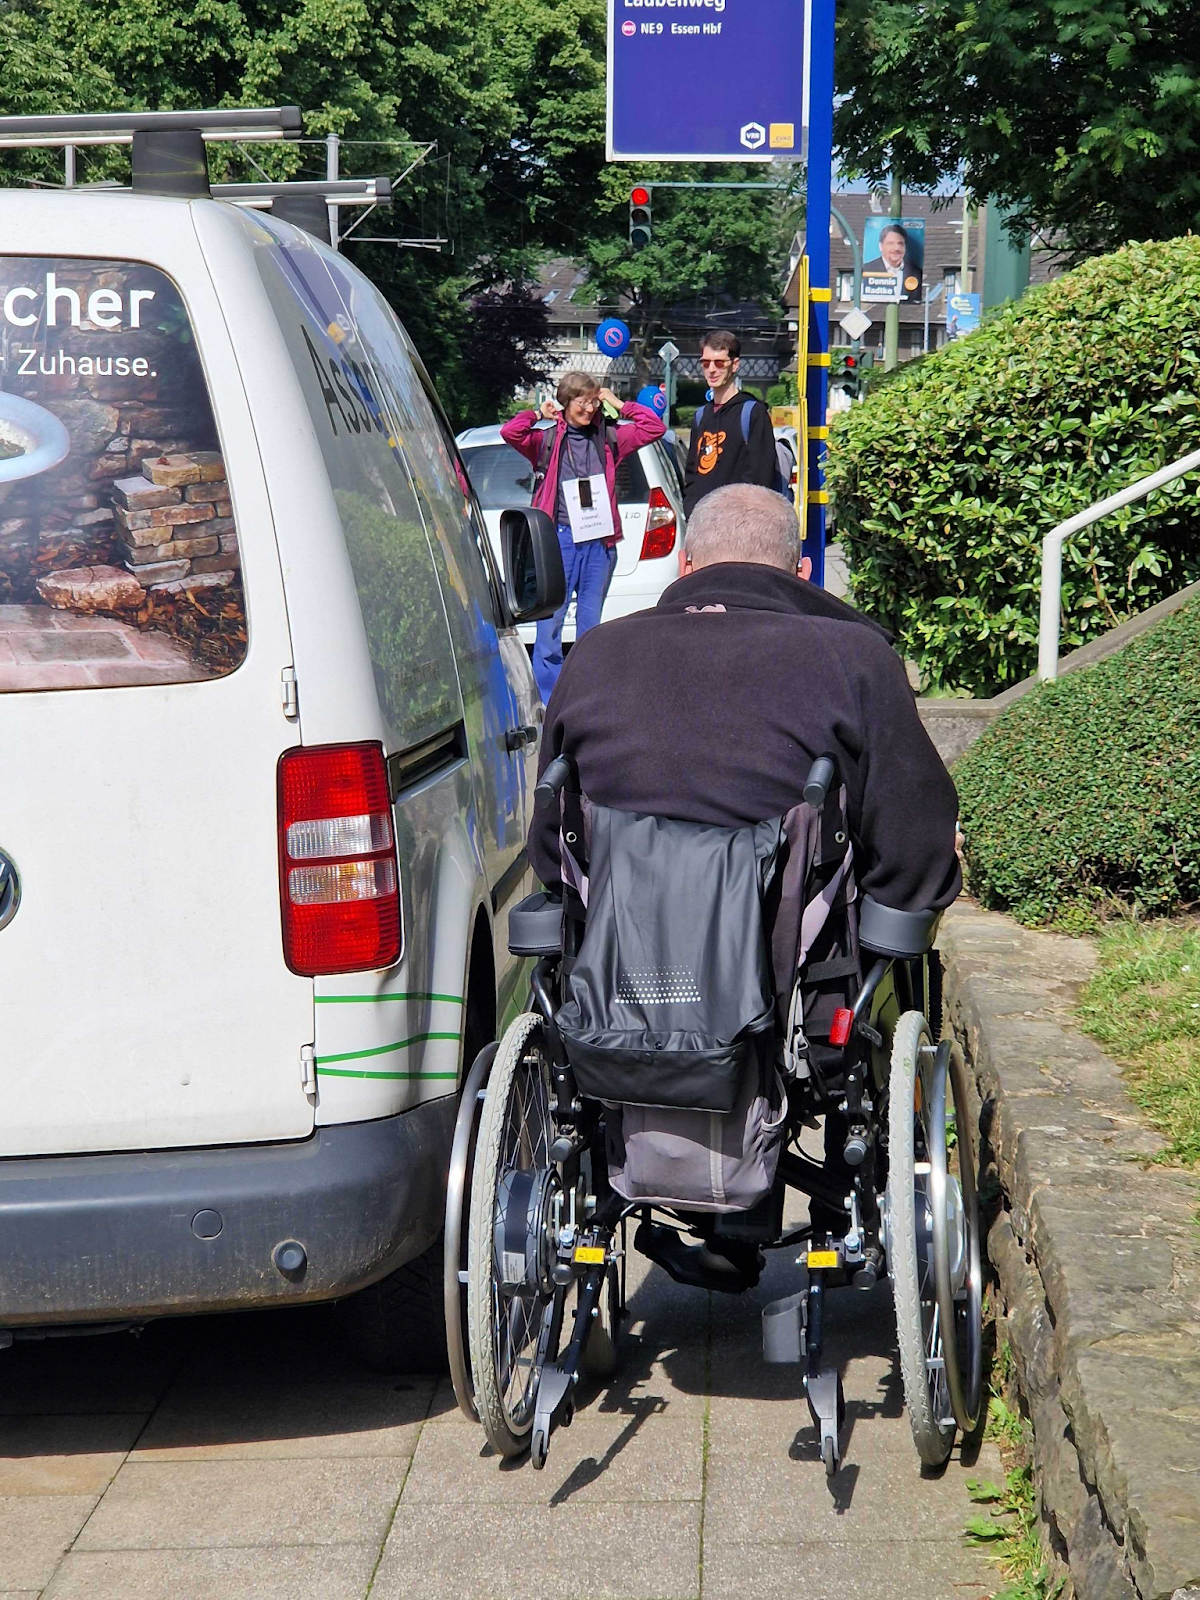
0, 259, 246, 691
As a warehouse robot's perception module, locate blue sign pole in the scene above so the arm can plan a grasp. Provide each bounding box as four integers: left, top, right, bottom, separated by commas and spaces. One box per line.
803, 0, 834, 587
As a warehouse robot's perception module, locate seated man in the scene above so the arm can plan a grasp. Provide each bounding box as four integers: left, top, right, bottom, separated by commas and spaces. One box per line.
529, 481, 960, 919
528, 482, 961, 1285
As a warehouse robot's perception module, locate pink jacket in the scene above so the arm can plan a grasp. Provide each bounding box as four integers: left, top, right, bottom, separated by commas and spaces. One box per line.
500, 402, 666, 544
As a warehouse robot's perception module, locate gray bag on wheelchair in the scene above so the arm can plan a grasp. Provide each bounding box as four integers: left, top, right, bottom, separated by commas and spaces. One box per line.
555, 804, 782, 1114
604, 1056, 788, 1212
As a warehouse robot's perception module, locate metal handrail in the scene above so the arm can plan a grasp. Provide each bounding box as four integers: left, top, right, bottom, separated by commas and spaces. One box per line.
1037, 446, 1200, 679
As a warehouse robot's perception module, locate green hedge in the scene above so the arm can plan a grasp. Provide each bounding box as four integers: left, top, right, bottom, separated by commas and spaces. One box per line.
825, 238, 1200, 696
955, 598, 1200, 926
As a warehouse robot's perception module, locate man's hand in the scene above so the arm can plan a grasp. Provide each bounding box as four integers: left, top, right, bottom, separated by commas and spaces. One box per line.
597, 386, 621, 409
540, 399, 561, 420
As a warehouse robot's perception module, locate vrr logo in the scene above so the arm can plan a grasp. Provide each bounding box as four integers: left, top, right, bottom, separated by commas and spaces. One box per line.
621, 19, 635, 34
739, 122, 766, 150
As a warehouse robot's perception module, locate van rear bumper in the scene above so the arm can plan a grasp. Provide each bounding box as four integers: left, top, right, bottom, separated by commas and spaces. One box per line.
0, 1098, 455, 1327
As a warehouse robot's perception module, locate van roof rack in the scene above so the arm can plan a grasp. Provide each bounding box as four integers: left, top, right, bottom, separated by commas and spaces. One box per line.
0, 108, 303, 201
217, 178, 392, 206
0, 108, 303, 148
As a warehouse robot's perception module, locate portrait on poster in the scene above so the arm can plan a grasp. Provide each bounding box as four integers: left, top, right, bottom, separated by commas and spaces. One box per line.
862, 217, 925, 304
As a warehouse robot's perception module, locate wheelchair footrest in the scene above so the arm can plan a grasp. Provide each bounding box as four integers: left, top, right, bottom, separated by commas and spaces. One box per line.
762, 1288, 808, 1364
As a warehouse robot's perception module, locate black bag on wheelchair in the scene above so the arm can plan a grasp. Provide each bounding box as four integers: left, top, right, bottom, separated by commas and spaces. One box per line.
555, 803, 782, 1114
552, 787, 859, 1214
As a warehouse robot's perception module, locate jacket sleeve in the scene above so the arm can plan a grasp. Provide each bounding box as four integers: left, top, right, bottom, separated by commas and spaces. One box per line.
847, 634, 962, 913
499, 409, 542, 464
744, 400, 778, 489
614, 400, 666, 459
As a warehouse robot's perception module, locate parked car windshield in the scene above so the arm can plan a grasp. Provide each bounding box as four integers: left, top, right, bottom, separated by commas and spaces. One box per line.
459, 444, 535, 510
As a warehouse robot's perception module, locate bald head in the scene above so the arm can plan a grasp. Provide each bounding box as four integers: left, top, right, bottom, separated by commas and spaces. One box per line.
682, 483, 802, 573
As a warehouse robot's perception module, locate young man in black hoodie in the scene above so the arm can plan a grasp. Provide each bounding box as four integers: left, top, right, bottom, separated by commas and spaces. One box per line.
682, 329, 779, 516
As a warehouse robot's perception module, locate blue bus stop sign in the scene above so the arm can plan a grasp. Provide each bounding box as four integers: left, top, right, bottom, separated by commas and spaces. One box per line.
597, 318, 632, 357
607, 0, 808, 162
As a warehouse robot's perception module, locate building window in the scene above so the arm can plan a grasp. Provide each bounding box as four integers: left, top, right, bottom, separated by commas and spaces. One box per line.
942, 268, 959, 296
836, 270, 854, 303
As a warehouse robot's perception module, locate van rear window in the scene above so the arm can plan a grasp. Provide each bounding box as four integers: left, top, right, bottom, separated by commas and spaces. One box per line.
0, 258, 246, 691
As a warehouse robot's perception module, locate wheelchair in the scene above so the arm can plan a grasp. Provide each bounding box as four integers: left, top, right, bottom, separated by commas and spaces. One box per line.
444, 754, 982, 1477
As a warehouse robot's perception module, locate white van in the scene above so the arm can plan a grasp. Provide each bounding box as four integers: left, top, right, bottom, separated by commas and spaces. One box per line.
0, 181, 562, 1367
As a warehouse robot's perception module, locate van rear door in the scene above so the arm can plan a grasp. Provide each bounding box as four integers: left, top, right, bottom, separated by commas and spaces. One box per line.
0, 233, 312, 1156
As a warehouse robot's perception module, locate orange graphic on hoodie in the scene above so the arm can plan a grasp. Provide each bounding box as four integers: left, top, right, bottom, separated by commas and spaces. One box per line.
697, 429, 726, 475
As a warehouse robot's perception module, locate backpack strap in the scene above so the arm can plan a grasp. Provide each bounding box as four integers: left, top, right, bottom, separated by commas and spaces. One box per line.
533, 424, 555, 490
740, 401, 753, 446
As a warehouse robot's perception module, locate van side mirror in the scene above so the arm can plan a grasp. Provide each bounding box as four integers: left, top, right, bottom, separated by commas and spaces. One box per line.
500, 507, 565, 623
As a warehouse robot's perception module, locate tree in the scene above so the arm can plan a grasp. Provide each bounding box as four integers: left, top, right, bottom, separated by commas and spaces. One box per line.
442, 284, 554, 422
836, 0, 1200, 262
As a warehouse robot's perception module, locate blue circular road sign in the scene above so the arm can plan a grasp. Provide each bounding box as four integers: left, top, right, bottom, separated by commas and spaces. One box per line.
596, 318, 631, 356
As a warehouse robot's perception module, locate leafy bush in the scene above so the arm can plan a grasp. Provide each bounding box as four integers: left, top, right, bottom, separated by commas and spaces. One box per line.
825, 238, 1200, 695
955, 598, 1200, 925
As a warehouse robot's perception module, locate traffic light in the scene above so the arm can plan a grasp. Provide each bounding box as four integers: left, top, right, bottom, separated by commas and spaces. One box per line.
629, 185, 652, 249
830, 349, 861, 399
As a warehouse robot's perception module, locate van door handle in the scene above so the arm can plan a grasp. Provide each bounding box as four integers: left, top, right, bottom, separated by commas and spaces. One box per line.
505, 724, 538, 753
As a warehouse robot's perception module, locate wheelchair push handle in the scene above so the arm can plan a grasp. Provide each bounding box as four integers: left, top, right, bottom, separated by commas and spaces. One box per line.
803, 754, 838, 810
535, 753, 576, 805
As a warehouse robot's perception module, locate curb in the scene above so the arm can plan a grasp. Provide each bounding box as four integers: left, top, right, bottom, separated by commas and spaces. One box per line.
940, 902, 1200, 1600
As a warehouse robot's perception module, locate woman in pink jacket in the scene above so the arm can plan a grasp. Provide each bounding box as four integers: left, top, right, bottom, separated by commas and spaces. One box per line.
501, 371, 665, 700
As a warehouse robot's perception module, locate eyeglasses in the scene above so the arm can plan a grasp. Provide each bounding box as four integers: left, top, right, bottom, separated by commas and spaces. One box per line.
700, 357, 732, 370
573, 395, 602, 409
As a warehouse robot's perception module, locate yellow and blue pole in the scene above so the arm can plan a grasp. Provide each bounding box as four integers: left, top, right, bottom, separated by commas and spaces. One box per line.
803, 0, 835, 586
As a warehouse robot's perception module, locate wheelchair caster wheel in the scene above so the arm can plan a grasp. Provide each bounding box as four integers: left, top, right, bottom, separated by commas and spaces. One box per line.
530, 1425, 549, 1470
822, 1437, 837, 1478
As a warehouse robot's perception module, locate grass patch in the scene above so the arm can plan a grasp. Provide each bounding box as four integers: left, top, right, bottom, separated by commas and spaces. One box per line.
964, 1339, 1064, 1600
1076, 918, 1200, 1169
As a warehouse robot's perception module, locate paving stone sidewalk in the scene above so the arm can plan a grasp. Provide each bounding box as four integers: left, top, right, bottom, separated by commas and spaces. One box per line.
0, 1210, 1000, 1600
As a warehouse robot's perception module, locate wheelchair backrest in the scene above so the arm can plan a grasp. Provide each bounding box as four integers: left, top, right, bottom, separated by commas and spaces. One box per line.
553, 791, 860, 1114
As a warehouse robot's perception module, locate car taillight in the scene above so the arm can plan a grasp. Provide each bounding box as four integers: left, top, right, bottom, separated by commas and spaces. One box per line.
277, 742, 401, 976
640, 485, 677, 560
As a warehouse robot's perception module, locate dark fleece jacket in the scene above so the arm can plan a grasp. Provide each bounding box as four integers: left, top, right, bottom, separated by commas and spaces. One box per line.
529, 562, 961, 916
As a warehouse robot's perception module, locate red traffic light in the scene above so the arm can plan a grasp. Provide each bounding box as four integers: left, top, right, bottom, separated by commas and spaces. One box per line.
845, 354, 858, 367
630, 186, 651, 208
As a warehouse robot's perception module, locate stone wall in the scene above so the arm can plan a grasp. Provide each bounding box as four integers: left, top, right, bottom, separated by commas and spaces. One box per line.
941, 903, 1200, 1600
112, 450, 239, 594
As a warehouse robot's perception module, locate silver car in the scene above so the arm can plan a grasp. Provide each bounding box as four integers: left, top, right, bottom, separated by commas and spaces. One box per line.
456, 421, 686, 644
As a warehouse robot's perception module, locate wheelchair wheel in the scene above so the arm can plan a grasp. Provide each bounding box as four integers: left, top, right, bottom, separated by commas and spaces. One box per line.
887, 1011, 982, 1467
444, 1040, 498, 1421
466, 1012, 565, 1458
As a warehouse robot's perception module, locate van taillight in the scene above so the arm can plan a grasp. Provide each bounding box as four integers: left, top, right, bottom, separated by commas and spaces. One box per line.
641, 486, 677, 560
277, 743, 401, 976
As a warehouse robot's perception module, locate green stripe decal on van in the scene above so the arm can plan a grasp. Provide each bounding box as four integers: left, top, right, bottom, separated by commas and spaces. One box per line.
317, 1068, 459, 1081
315, 1029, 461, 1067
315, 991, 464, 1005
